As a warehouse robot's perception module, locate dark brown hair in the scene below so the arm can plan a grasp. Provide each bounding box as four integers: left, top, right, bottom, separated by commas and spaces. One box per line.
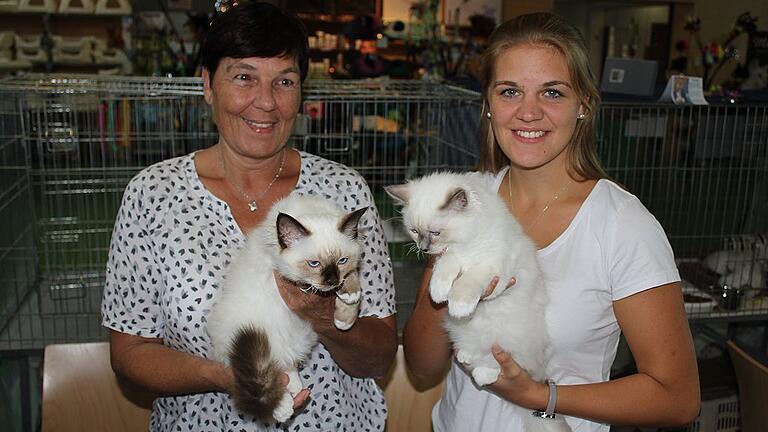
201, 2, 310, 83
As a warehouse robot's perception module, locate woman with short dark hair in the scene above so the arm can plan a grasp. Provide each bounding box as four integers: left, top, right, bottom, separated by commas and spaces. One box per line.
102, 3, 397, 431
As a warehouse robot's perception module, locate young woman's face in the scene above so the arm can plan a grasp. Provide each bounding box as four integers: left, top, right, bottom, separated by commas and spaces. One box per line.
488, 43, 584, 171
203, 55, 301, 158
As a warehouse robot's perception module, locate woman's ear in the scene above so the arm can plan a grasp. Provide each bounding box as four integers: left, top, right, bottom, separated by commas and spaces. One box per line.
579, 96, 591, 117
202, 68, 213, 105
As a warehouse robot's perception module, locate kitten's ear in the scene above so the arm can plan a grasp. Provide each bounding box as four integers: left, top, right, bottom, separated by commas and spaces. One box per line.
277, 213, 311, 249
384, 184, 410, 205
442, 188, 469, 211
339, 207, 368, 239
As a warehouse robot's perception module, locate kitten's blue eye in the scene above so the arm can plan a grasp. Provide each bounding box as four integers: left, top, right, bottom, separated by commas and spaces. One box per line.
307, 260, 321, 268
337, 257, 349, 265
430, 231, 440, 236
410, 229, 418, 234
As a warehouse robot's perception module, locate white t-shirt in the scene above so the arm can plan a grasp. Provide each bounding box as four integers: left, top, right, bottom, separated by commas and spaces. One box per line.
432, 171, 680, 432
102, 151, 396, 432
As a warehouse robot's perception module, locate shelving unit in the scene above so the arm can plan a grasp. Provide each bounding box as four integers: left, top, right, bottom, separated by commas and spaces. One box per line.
0, 3, 130, 74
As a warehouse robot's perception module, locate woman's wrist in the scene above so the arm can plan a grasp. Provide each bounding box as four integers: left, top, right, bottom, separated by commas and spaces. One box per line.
203, 359, 233, 393
531, 379, 558, 418
526, 380, 552, 411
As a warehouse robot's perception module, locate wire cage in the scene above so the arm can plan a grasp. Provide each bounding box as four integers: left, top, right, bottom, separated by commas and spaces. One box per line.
0, 74, 483, 350
596, 104, 768, 321
1, 75, 767, 351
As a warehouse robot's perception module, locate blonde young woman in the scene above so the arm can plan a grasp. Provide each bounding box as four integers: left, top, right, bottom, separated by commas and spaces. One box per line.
403, 13, 700, 432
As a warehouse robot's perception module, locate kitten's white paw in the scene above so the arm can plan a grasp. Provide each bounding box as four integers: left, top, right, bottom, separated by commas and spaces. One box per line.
336, 290, 361, 305
448, 297, 479, 318
472, 366, 501, 386
334, 318, 355, 331
456, 349, 475, 364
273, 392, 294, 423
429, 278, 452, 303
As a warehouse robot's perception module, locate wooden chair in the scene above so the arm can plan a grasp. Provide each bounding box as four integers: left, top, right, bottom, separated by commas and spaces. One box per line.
726, 340, 768, 432
379, 345, 447, 432
42, 342, 154, 432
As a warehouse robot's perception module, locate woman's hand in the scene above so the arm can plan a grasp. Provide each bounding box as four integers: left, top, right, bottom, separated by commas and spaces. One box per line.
485, 345, 548, 410
481, 276, 517, 299
222, 360, 311, 409
456, 344, 547, 411
278, 373, 311, 409
274, 272, 335, 328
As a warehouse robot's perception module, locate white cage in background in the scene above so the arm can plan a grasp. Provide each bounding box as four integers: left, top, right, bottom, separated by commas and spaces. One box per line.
1, 75, 767, 351
685, 394, 740, 432
596, 104, 768, 321
0, 75, 482, 350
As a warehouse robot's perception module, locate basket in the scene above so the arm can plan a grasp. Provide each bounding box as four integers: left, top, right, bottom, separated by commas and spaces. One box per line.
685, 394, 740, 432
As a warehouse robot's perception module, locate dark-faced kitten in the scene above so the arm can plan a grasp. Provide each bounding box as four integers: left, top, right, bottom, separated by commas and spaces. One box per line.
207, 194, 366, 423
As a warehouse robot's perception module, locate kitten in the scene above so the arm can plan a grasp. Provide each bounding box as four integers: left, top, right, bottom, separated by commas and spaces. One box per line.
207, 194, 367, 423
387, 172, 571, 432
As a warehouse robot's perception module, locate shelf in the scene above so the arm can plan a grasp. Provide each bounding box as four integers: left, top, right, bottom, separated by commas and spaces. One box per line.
0, 9, 127, 16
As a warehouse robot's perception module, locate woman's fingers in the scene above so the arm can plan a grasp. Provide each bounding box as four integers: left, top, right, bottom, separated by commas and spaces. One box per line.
492, 344, 522, 377
481, 276, 517, 299
292, 388, 311, 409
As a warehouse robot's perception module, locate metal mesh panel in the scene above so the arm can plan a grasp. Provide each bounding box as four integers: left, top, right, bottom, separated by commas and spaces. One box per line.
0, 91, 36, 341
597, 104, 768, 321
0, 75, 482, 349
1, 75, 765, 350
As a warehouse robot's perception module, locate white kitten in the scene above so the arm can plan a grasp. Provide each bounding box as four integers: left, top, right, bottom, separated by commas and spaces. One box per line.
207, 194, 366, 423
387, 171, 570, 432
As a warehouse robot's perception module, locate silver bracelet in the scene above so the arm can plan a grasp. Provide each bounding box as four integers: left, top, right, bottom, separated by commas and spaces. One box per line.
531, 379, 557, 419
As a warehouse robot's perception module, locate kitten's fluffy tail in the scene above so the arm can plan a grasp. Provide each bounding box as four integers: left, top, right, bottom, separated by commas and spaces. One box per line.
229, 326, 284, 422
523, 414, 572, 432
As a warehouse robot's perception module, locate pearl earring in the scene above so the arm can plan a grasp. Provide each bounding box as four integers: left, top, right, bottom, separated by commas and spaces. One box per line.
486, 111, 492, 119
577, 113, 586, 120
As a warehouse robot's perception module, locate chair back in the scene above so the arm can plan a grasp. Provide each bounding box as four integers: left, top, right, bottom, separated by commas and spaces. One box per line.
379, 345, 446, 432
42, 342, 154, 432
726, 340, 768, 432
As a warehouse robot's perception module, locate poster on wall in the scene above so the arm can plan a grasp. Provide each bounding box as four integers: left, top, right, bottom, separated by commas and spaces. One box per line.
659, 75, 708, 105
443, 0, 500, 27
747, 31, 768, 65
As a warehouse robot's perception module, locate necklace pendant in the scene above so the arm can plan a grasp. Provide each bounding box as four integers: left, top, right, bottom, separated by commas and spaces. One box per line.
247, 200, 259, 212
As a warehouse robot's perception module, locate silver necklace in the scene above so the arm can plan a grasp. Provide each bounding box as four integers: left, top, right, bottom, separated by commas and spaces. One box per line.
220, 148, 286, 212
508, 172, 570, 230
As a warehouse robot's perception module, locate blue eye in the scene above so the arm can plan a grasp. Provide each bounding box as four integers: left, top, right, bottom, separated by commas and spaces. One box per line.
307, 260, 321, 268
500, 88, 520, 97
544, 89, 563, 98
410, 229, 418, 234
337, 257, 349, 265
430, 231, 440, 236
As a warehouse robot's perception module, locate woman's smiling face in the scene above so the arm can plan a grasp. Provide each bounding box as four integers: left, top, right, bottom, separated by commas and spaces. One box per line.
488, 43, 584, 171
203, 55, 302, 158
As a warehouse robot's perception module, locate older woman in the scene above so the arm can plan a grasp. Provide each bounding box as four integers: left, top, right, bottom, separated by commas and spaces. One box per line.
101, 3, 397, 431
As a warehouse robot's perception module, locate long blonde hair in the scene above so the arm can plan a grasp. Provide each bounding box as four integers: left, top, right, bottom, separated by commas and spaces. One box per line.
479, 13, 607, 180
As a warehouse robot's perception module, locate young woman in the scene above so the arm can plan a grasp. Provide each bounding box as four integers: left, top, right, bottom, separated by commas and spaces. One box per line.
403, 13, 700, 432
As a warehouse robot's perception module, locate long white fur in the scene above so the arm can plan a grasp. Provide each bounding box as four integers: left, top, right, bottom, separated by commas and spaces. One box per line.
206, 194, 364, 421
391, 171, 570, 432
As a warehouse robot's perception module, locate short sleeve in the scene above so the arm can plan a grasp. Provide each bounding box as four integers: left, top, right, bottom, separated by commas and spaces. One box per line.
607, 198, 681, 301
101, 176, 165, 338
